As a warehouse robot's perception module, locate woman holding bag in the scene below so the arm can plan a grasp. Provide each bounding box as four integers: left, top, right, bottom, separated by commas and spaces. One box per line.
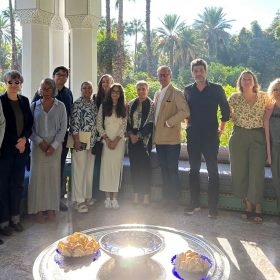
70, 81, 97, 213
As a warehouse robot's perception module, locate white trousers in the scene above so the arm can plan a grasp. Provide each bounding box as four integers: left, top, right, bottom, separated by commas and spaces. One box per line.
71, 149, 95, 203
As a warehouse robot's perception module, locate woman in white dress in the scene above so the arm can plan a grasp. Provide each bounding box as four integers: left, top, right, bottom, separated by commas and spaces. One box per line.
28, 78, 67, 223
97, 83, 127, 209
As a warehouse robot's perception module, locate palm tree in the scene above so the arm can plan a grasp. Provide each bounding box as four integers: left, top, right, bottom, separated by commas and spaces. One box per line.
146, 0, 152, 77
105, 0, 113, 74
194, 7, 234, 59
0, 14, 11, 49
7, 0, 20, 71
176, 27, 198, 67
156, 14, 185, 71
115, 0, 124, 83
126, 19, 144, 71
0, 14, 11, 75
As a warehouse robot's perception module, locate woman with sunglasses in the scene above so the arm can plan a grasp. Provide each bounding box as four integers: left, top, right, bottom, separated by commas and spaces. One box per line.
0, 70, 33, 237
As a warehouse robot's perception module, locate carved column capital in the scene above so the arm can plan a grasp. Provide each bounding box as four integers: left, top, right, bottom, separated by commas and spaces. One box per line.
16, 9, 54, 25
65, 14, 99, 29
51, 15, 64, 30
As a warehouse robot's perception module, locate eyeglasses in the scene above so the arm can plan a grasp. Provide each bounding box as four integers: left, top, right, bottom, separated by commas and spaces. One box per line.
7, 80, 21, 85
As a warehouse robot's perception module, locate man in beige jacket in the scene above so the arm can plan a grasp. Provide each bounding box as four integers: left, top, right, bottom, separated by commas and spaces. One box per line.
154, 66, 189, 200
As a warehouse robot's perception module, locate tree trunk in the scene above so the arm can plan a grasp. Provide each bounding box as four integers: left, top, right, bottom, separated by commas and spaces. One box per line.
115, 0, 124, 83
145, 0, 152, 78
105, 0, 113, 74
134, 28, 138, 72
8, 0, 20, 71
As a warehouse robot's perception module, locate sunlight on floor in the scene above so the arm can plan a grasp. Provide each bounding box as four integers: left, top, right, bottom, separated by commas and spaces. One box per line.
217, 237, 240, 270
241, 240, 280, 279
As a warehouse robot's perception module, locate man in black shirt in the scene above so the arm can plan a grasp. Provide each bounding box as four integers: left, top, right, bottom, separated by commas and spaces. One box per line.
184, 59, 230, 218
32, 66, 73, 211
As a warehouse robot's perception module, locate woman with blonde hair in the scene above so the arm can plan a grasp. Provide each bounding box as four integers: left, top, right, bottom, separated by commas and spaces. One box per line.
228, 70, 270, 223
264, 78, 280, 216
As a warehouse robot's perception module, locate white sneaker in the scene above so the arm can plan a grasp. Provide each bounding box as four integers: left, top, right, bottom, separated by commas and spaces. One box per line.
104, 198, 112, 208
111, 199, 119, 209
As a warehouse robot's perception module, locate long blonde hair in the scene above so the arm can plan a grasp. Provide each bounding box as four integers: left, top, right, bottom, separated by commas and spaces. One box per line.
267, 78, 280, 102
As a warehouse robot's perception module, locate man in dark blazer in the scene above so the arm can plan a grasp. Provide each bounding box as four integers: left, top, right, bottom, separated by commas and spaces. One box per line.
154, 65, 189, 201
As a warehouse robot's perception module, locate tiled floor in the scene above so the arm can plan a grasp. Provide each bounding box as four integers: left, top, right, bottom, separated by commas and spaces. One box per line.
0, 197, 279, 280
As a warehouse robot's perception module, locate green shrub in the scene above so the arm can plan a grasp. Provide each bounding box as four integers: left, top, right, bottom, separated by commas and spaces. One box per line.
219, 84, 237, 147
0, 82, 5, 94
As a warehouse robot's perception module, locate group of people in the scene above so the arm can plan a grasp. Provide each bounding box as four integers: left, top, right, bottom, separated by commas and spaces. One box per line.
0, 58, 280, 245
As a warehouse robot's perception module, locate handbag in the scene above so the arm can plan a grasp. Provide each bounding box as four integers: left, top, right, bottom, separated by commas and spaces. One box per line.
66, 131, 91, 150
91, 141, 103, 156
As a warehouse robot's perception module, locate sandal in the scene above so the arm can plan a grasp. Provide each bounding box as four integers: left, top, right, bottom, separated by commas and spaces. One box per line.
76, 203, 88, 213
253, 212, 263, 224
241, 211, 253, 220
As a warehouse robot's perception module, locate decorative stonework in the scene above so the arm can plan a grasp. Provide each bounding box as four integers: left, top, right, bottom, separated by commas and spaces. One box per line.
51, 15, 64, 30
16, 9, 54, 25
65, 15, 99, 28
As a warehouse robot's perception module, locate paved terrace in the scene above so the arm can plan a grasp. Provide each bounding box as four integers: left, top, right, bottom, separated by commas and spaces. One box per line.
0, 197, 279, 280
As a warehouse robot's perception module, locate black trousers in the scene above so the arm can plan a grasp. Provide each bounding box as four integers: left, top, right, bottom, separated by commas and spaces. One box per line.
187, 133, 220, 211
128, 141, 151, 195
60, 136, 69, 198
0, 151, 27, 224
156, 144, 181, 200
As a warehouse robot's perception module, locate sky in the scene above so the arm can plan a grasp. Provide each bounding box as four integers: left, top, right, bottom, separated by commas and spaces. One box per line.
103, 0, 279, 33
0, 0, 279, 43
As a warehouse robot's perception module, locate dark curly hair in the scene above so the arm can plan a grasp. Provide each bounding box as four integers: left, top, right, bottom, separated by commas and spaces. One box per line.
95, 74, 114, 109
102, 83, 126, 118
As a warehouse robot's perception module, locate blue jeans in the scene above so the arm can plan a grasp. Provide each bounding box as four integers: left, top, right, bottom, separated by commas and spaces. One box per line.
156, 144, 181, 200
187, 133, 220, 211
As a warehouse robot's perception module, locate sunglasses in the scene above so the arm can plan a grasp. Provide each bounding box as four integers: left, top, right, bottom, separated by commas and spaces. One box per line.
7, 80, 21, 85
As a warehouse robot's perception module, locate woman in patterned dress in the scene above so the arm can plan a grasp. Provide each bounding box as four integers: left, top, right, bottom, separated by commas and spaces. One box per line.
228, 71, 270, 223
70, 81, 97, 213
97, 83, 127, 209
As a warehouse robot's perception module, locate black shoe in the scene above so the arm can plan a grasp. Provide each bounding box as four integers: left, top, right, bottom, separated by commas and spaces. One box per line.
0, 226, 13, 236
0, 239, 3, 245
184, 205, 201, 215
208, 209, 218, 219
60, 200, 68, 211
10, 222, 24, 232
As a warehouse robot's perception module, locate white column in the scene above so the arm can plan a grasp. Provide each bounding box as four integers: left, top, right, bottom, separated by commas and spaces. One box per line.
15, 3, 54, 99
50, 0, 70, 79
65, 0, 101, 100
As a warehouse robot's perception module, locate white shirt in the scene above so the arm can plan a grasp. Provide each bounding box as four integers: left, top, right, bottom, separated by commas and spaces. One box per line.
155, 83, 170, 125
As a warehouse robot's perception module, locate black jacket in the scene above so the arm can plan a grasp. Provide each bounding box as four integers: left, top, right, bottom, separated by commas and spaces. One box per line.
0, 92, 33, 158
